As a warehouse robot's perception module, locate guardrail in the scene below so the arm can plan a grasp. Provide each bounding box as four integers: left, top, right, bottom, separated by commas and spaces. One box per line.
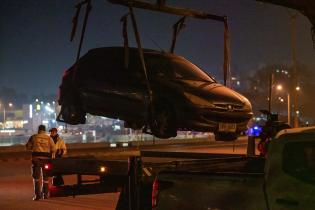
0, 133, 215, 153
0, 135, 253, 163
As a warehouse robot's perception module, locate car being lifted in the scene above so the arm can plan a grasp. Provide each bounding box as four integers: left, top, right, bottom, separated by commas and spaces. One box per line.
57, 46, 252, 140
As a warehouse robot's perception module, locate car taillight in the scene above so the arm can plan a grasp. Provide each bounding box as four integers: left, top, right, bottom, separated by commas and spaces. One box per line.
152, 178, 159, 208
44, 163, 52, 170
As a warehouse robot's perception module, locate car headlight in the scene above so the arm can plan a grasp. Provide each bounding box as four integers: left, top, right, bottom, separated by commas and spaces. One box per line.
242, 97, 252, 111
183, 92, 213, 107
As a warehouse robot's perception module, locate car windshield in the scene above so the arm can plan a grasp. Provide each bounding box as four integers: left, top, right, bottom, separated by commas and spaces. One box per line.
172, 57, 216, 83
145, 53, 216, 83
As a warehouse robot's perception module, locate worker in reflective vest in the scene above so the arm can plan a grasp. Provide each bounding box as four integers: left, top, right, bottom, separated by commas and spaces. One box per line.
49, 127, 67, 186
26, 125, 56, 200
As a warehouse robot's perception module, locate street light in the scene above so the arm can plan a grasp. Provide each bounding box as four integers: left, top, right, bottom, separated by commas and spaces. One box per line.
0, 102, 13, 129
276, 84, 283, 91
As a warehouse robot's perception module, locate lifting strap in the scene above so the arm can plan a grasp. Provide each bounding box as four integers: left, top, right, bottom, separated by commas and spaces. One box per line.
70, 0, 92, 82
121, 13, 130, 69
170, 16, 186, 53
128, 5, 153, 112
223, 17, 231, 87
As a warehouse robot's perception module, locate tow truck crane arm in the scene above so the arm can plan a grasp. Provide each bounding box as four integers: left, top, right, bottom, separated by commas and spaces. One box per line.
107, 0, 226, 21
107, 0, 231, 87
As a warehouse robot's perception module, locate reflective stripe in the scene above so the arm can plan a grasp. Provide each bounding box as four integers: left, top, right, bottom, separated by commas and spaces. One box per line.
142, 167, 153, 176
33, 179, 39, 182
43, 181, 49, 183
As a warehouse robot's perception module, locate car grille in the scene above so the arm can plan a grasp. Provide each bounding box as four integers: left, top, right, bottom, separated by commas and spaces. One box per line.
212, 103, 244, 112
202, 103, 251, 123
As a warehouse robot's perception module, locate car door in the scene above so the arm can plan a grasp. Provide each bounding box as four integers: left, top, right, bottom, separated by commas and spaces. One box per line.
77, 48, 147, 120
266, 139, 315, 210
110, 63, 148, 120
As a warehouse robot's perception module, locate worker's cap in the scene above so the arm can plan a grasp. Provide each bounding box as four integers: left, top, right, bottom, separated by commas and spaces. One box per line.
49, 127, 58, 132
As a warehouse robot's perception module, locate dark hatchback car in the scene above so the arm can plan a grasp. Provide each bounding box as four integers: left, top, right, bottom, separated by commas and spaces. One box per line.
57, 47, 252, 140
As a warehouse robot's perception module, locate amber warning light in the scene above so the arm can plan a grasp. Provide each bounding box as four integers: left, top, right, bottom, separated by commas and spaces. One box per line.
99, 166, 108, 173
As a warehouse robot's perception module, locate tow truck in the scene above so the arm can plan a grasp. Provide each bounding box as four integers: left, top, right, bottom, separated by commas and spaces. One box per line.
43, 126, 315, 210
42, 143, 258, 210
43, 1, 315, 210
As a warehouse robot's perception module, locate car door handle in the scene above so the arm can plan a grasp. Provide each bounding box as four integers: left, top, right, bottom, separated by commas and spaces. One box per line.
276, 198, 299, 206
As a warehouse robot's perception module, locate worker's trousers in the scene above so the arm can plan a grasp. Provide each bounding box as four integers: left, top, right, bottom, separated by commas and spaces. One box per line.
31, 159, 49, 197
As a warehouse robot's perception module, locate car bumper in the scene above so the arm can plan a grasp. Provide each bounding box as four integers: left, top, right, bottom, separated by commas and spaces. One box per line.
179, 107, 253, 133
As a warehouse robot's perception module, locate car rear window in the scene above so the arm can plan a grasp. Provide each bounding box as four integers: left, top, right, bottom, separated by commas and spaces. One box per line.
283, 141, 315, 185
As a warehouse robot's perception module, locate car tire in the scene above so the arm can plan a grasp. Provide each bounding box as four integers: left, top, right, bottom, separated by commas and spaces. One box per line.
150, 102, 176, 139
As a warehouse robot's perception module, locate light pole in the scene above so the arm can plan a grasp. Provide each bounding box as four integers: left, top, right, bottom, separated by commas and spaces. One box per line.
287, 93, 291, 126
291, 14, 299, 128
276, 84, 291, 126
3, 106, 5, 129
268, 72, 274, 112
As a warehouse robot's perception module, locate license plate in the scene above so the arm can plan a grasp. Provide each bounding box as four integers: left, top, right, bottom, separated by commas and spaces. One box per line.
219, 123, 237, 132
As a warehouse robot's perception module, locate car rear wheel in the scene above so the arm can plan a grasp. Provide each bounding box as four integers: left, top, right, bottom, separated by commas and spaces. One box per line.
150, 103, 176, 139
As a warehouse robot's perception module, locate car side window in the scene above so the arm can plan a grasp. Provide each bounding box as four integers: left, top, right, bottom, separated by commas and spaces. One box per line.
76, 50, 124, 83
145, 55, 174, 78
282, 141, 315, 185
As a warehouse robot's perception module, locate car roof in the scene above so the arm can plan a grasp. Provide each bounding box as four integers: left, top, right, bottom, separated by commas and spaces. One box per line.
74, 46, 215, 82
85, 46, 179, 59
275, 126, 315, 139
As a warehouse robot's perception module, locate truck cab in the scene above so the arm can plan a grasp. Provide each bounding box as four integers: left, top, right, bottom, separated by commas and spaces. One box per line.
153, 127, 315, 210
265, 127, 315, 209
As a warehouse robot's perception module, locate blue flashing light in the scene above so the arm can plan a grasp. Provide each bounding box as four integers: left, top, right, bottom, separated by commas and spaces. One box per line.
247, 125, 262, 137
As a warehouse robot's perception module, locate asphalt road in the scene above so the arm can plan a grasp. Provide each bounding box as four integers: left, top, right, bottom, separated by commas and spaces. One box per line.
0, 138, 258, 210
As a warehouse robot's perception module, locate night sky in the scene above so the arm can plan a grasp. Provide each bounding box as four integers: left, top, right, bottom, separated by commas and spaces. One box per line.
1, 0, 315, 96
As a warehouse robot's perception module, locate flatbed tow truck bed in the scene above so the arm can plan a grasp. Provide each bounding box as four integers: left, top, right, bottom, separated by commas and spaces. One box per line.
42, 151, 265, 209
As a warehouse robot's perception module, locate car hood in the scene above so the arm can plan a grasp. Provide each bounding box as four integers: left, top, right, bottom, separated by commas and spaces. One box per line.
185, 80, 251, 107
